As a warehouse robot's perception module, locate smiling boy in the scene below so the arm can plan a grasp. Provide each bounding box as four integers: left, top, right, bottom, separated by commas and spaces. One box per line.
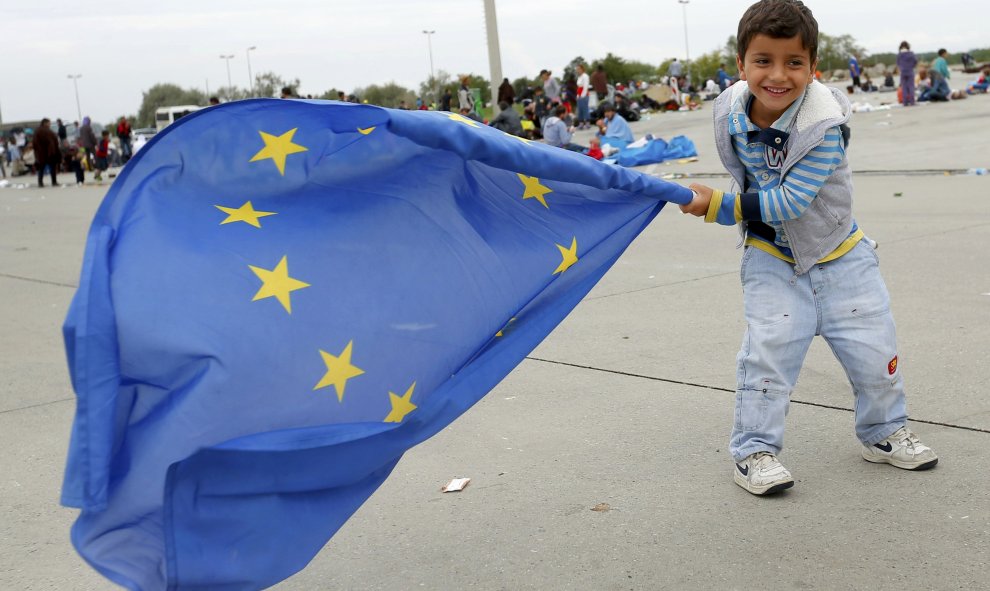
679, 0, 937, 495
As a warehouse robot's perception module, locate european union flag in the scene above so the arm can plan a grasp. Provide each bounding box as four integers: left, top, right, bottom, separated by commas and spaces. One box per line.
61, 99, 692, 590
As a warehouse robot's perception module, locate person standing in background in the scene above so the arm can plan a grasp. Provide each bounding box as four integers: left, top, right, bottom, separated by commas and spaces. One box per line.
590, 64, 608, 110
31, 118, 61, 188
575, 63, 591, 130
897, 41, 918, 106
117, 117, 133, 163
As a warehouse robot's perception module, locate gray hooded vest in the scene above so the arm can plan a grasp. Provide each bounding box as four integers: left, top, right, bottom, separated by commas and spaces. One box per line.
713, 80, 855, 275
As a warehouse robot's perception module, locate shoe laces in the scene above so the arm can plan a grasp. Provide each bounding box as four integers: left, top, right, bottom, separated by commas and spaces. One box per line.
890, 427, 921, 449
751, 451, 778, 469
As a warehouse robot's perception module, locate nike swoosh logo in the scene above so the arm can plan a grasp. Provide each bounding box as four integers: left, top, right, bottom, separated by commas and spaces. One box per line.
874, 442, 893, 453
736, 463, 749, 476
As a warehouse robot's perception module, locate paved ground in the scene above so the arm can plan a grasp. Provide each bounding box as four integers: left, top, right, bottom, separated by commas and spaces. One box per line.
1, 88, 988, 590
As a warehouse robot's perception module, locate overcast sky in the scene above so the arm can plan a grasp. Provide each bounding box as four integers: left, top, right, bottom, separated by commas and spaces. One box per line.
3, 0, 985, 124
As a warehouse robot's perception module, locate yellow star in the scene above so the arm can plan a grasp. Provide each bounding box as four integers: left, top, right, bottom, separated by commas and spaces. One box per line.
495, 317, 517, 337
518, 174, 552, 209
249, 128, 308, 175
357, 126, 376, 135
248, 255, 311, 313
553, 237, 579, 275
314, 341, 365, 402
215, 201, 277, 228
384, 382, 417, 423
447, 113, 479, 127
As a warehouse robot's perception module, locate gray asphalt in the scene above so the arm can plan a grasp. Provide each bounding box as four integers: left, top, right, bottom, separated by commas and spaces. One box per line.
2, 87, 988, 590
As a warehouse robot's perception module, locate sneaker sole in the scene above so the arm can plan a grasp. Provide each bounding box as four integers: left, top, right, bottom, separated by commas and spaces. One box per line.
862, 453, 938, 471
733, 471, 795, 495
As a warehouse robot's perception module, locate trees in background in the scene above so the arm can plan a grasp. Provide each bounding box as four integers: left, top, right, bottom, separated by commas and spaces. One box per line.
133, 38, 988, 125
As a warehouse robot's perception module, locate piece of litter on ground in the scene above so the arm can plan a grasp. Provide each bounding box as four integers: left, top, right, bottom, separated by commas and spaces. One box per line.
441, 478, 470, 492
893, 192, 903, 197
591, 502, 611, 512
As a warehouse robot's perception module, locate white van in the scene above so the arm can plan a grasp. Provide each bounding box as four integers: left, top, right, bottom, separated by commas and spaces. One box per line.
154, 105, 202, 131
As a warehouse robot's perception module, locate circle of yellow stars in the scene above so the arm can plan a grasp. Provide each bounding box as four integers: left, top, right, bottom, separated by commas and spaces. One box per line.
210, 116, 584, 424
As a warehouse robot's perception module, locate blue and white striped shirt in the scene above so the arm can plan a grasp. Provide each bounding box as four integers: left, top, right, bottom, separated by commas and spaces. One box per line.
706, 89, 860, 261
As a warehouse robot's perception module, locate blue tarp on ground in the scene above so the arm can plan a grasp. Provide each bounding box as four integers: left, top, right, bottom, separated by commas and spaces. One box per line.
616, 135, 697, 167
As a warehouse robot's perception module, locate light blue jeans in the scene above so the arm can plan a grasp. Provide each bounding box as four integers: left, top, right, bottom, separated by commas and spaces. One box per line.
730, 240, 908, 461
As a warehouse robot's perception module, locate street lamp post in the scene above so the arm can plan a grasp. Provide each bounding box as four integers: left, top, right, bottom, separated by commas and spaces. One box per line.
219, 54, 235, 93
246, 46, 256, 97
678, 0, 691, 87
67, 74, 83, 122
422, 30, 436, 106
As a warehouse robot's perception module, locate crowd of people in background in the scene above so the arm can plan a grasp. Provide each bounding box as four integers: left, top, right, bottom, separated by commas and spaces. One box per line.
1, 115, 136, 185
4, 44, 986, 186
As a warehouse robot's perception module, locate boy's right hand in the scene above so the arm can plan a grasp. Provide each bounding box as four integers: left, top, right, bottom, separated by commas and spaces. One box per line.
679, 183, 714, 217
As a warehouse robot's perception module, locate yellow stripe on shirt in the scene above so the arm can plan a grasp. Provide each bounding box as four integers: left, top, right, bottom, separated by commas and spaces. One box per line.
745, 228, 865, 264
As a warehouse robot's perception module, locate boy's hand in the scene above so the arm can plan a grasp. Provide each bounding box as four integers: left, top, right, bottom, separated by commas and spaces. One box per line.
679, 183, 714, 217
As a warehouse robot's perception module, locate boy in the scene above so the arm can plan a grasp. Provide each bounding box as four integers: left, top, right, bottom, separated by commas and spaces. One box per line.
94, 130, 110, 181
679, 0, 937, 496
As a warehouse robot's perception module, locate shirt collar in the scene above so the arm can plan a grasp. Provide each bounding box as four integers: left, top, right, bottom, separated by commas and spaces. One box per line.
728, 87, 807, 147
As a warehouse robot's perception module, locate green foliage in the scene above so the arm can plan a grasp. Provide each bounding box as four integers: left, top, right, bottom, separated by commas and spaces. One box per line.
511, 76, 540, 99
460, 73, 491, 104
252, 72, 300, 99
691, 48, 732, 86
419, 70, 455, 104
817, 33, 867, 74
136, 84, 206, 127
592, 53, 657, 86
353, 81, 416, 108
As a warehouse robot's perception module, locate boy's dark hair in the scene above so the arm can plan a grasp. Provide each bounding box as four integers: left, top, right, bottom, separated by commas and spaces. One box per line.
737, 0, 818, 64
101, 130, 110, 136
937, 48, 947, 56
554, 105, 567, 116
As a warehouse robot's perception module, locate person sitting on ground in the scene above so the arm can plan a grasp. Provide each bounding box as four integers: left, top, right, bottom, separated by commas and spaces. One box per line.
586, 136, 604, 161
880, 72, 895, 91
860, 73, 878, 92
541, 105, 585, 152
613, 94, 640, 122
920, 68, 950, 102
490, 101, 524, 137
458, 106, 483, 123
595, 102, 634, 144
966, 67, 990, 94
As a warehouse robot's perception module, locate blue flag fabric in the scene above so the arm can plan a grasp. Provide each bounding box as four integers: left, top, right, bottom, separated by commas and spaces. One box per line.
61, 99, 692, 590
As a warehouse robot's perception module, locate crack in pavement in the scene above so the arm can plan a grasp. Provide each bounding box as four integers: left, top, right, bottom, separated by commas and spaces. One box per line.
0, 272, 77, 289
526, 357, 990, 435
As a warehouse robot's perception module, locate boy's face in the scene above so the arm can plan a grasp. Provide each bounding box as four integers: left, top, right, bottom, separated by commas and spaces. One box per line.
736, 33, 816, 123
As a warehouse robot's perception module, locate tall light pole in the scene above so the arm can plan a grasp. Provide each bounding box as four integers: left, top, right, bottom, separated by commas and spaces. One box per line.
67, 74, 83, 122
422, 30, 436, 106
219, 54, 235, 92
483, 0, 504, 117
678, 0, 691, 87
246, 46, 256, 97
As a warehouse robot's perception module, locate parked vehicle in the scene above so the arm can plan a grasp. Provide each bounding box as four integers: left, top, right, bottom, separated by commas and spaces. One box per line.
154, 105, 201, 131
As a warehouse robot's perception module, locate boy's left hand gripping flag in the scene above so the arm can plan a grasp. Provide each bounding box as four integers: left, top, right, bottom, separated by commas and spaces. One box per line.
60, 100, 692, 590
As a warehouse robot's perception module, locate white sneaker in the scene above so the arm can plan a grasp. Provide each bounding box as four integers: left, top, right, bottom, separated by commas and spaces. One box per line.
862, 427, 938, 470
733, 452, 794, 495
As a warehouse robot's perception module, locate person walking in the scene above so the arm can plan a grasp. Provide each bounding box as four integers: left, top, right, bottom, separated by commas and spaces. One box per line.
56, 119, 67, 141
32, 118, 61, 187
897, 41, 918, 105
